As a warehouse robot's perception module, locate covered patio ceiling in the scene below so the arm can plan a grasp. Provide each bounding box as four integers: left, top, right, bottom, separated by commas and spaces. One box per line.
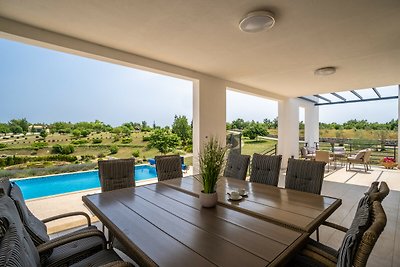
299, 85, 399, 106
1, 0, 400, 98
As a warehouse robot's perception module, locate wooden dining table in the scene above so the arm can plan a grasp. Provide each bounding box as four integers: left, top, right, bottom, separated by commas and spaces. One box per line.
161, 176, 342, 233
83, 183, 309, 267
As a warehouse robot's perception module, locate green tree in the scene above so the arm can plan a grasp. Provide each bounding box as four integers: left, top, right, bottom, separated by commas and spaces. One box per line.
72, 129, 81, 138
9, 125, 23, 134
172, 115, 191, 145
148, 129, 180, 154
231, 118, 248, 130
40, 129, 48, 140
80, 129, 90, 137
9, 118, 29, 133
0, 123, 10, 133
242, 122, 268, 140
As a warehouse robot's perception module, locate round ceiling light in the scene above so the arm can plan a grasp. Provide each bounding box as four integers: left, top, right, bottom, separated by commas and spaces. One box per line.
239, 11, 275, 33
314, 67, 336, 76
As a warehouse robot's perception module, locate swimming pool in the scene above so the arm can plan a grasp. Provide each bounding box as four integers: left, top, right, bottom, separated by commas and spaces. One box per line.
12, 165, 157, 200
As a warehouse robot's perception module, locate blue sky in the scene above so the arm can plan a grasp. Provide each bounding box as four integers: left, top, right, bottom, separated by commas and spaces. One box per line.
0, 38, 398, 126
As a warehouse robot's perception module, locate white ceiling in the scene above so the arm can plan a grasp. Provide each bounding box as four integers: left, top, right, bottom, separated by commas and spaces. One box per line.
1, 0, 400, 97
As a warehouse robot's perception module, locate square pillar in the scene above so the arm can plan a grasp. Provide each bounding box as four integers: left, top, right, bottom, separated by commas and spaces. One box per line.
304, 103, 319, 149
398, 85, 400, 161
192, 77, 226, 172
278, 98, 300, 168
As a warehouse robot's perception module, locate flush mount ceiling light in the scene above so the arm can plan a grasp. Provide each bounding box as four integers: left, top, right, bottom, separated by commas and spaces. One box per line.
314, 67, 336, 76
239, 11, 275, 33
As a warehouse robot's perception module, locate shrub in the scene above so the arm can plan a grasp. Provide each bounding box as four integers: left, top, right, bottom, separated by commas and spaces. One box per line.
121, 137, 132, 144
184, 145, 193, 152
142, 136, 150, 142
81, 154, 96, 161
109, 145, 119, 154
132, 150, 140, 157
97, 152, 105, 158
92, 138, 102, 144
0, 144, 7, 149
52, 144, 75, 155
113, 136, 120, 143
31, 142, 48, 149
71, 139, 88, 145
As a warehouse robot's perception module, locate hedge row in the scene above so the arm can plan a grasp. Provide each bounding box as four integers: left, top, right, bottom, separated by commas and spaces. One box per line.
0, 154, 78, 167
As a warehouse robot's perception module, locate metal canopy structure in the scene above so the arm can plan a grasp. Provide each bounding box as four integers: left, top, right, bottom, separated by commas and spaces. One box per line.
299, 85, 399, 106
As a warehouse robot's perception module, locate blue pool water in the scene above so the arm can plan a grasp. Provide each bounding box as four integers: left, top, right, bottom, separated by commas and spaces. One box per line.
12, 165, 157, 200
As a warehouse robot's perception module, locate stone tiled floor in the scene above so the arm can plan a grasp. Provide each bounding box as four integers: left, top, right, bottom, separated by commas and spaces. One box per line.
34, 165, 399, 266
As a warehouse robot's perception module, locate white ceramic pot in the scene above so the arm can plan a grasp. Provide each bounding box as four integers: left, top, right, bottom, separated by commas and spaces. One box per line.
199, 191, 218, 208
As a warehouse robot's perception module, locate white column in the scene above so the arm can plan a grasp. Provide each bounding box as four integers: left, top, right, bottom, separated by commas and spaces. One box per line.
398, 85, 400, 162
304, 103, 319, 149
192, 77, 227, 173
278, 98, 300, 168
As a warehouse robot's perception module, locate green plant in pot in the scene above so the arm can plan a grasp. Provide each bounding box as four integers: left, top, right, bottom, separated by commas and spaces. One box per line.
196, 137, 227, 208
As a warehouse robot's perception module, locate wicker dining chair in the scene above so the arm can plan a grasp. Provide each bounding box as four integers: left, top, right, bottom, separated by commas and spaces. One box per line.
98, 158, 135, 192
155, 155, 183, 181
290, 199, 386, 267
223, 153, 251, 180
8, 182, 104, 267
249, 154, 282, 186
0, 191, 133, 267
285, 158, 326, 195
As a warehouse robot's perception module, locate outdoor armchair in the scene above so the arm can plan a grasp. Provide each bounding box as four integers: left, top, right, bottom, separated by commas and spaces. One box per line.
223, 152, 251, 180
300, 146, 315, 160
155, 154, 183, 181
0, 192, 134, 267
346, 149, 371, 172
98, 158, 135, 192
8, 182, 104, 267
249, 154, 282, 186
290, 198, 386, 267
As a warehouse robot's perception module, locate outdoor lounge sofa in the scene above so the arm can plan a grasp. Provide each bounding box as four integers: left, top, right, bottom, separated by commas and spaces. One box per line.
0, 184, 133, 267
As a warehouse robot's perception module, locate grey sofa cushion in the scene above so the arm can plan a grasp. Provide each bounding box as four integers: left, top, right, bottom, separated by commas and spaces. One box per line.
0, 195, 40, 267
337, 195, 370, 267
0, 178, 11, 196
10, 183, 50, 246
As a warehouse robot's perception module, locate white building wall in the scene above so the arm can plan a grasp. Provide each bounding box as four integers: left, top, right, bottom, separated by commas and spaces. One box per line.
192, 77, 227, 172
278, 98, 300, 168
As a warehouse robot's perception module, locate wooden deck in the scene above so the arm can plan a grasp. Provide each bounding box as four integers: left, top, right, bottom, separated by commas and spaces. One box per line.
40, 166, 399, 266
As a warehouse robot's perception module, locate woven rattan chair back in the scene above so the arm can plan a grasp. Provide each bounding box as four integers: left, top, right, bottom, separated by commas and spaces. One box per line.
353, 201, 387, 267
249, 154, 282, 186
223, 153, 250, 180
285, 158, 326, 194
98, 158, 135, 192
155, 155, 183, 181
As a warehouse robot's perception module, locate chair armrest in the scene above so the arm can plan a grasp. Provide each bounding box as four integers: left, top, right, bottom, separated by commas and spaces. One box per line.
100, 261, 135, 267
37, 229, 106, 254
42, 211, 91, 226
322, 221, 349, 233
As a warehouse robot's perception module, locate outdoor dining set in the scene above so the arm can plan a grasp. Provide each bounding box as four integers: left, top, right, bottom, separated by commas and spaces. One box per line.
0, 151, 389, 266
300, 146, 373, 172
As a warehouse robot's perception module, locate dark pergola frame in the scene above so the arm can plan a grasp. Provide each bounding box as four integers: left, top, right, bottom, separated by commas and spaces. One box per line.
299, 85, 399, 106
